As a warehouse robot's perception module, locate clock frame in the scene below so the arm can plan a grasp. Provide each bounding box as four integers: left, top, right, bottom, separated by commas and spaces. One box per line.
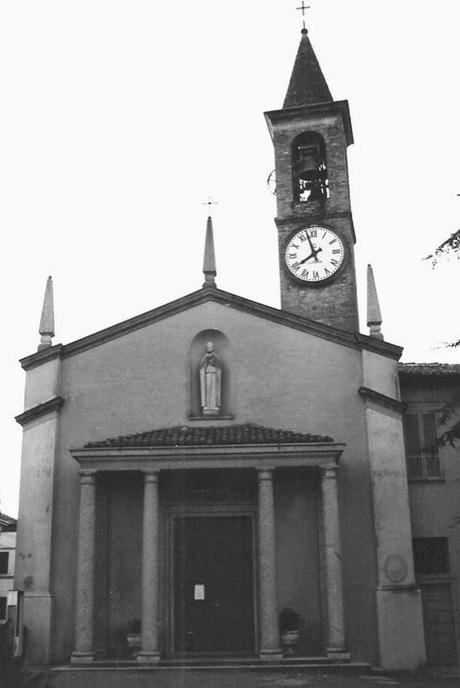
283, 225, 348, 287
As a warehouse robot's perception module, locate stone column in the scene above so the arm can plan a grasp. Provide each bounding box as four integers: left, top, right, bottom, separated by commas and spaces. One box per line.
321, 464, 346, 656
71, 470, 97, 664
257, 469, 282, 660
137, 471, 161, 663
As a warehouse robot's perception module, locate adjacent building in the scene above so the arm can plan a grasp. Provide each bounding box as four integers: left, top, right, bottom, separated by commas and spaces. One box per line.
0, 512, 17, 626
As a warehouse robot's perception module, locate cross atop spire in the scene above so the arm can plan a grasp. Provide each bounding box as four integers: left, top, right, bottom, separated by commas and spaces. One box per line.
202, 196, 218, 215
296, 2, 311, 31
202, 216, 217, 288
38, 275, 55, 351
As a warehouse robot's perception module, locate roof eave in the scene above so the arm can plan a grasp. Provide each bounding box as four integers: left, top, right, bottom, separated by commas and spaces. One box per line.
71, 441, 345, 472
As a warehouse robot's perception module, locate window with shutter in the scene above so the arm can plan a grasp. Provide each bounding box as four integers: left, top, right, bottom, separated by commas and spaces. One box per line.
403, 412, 441, 479
0, 552, 9, 575
0, 597, 6, 621
413, 537, 449, 575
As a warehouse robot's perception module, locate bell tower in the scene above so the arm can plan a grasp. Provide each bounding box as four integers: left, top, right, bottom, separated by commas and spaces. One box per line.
265, 28, 359, 331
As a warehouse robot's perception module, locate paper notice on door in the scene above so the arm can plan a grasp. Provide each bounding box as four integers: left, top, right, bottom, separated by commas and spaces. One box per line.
194, 584, 205, 600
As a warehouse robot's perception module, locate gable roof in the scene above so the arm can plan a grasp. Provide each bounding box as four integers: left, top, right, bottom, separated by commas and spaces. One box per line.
20, 286, 402, 371
85, 423, 334, 449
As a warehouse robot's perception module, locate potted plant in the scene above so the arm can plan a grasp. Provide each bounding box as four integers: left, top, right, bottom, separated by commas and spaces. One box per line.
279, 608, 301, 656
126, 619, 141, 657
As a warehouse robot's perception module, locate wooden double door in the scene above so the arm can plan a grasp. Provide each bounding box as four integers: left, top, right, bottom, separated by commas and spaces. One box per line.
173, 514, 256, 655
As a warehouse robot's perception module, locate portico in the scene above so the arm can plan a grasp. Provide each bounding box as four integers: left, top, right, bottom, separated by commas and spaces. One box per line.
69, 425, 347, 664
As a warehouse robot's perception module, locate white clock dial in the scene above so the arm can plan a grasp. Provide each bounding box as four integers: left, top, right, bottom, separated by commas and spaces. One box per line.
285, 226, 345, 283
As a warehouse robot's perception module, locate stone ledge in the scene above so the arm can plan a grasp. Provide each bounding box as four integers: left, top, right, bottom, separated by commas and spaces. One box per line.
15, 396, 65, 426
358, 387, 405, 414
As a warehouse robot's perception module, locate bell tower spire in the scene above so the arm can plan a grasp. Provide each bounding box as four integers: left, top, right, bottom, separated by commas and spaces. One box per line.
38, 275, 55, 351
265, 26, 358, 332
283, 27, 332, 108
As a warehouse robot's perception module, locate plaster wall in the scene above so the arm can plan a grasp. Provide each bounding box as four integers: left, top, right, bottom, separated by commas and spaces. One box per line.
38, 301, 376, 662
105, 474, 143, 657
275, 470, 322, 656
24, 358, 60, 410
15, 412, 59, 663
364, 404, 425, 669
362, 350, 400, 400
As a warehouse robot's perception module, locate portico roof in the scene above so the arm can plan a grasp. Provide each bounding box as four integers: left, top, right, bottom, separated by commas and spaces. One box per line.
72, 423, 344, 473
84, 423, 334, 449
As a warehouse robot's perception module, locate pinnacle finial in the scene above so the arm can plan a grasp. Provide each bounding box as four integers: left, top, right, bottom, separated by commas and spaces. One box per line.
367, 264, 383, 341
38, 276, 55, 351
202, 216, 217, 288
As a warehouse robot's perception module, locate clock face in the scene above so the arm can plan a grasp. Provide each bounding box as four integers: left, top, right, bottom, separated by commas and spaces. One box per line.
285, 226, 345, 283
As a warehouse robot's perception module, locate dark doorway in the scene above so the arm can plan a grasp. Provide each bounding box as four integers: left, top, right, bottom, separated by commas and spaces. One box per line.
173, 515, 255, 655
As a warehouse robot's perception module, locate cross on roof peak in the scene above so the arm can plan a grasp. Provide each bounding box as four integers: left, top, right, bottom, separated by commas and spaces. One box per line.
202, 196, 218, 213
296, 1, 311, 31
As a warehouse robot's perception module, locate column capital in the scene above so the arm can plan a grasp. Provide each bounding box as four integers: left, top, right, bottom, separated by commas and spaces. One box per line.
256, 468, 273, 481
320, 463, 338, 479
143, 470, 159, 484
79, 470, 97, 484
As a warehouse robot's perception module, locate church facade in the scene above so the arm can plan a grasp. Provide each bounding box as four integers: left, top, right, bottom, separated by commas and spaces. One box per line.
14, 28, 459, 671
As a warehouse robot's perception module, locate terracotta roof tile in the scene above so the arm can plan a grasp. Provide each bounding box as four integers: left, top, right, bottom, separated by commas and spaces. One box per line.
85, 423, 334, 449
399, 362, 460, 377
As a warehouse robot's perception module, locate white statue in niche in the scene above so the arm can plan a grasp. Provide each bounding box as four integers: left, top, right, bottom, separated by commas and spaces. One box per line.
199, 341, 222, 416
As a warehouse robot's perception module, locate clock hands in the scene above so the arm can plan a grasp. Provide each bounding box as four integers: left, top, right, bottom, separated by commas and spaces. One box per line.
306, 232, 316, 254
298, 247, 322, 265
298, 233, 322, 265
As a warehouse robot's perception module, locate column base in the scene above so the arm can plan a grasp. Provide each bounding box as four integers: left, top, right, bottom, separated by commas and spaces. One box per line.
71, 652, 95, 664
259, 648, 283, 661
137, 651, 161, 664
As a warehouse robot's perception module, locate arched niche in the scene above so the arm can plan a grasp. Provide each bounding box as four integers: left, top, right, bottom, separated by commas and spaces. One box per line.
189, 330, 231, 419
291, 131, 329, 203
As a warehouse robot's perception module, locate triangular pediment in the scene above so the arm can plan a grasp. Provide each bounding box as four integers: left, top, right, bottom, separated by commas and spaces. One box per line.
20, 286, 402, 370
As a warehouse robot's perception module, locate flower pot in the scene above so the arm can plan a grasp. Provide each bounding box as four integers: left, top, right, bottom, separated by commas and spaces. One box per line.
126, 632, 142, 657
281, 629, 300, 656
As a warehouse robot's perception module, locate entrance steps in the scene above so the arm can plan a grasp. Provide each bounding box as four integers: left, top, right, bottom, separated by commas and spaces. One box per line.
42, 658, 372, 688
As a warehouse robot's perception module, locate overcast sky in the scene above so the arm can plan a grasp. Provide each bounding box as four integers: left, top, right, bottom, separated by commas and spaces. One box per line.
1, 0, 459, 517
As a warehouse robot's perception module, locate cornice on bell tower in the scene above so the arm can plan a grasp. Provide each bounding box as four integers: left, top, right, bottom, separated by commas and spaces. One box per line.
264, 27, 359, 332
